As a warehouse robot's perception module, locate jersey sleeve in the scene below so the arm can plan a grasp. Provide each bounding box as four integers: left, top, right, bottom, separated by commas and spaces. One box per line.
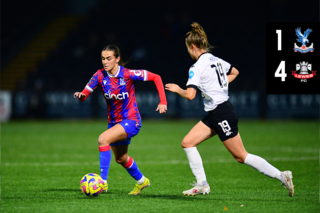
128, 69, 148, 81
146, 71, 167, 105
77, 71, 100, 101
186, 65, 201, 89
85, 71, 100, 93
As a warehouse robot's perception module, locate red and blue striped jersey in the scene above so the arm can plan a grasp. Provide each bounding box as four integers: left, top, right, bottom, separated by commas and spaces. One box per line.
84, 66, 148, 124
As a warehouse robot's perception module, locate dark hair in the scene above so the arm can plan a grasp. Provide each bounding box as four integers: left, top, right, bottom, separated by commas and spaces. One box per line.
185, 22, 213, 52
102, 44, 128, 66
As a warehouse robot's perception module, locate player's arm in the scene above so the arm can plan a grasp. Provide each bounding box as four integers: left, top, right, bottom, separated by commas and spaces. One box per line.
74, 72, 99, 101
165, 84, 197, 101
74, 89, 91, 101
227, 67, 239, 83
166, 67, 198, 100
146, 71, 167, 114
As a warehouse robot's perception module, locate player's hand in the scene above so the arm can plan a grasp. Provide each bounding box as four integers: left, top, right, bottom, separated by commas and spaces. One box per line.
156, 104, 167, 114
73, 92, 86, 99
165, 83, 181, 94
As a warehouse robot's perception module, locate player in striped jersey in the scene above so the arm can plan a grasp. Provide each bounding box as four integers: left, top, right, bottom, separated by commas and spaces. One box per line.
165, 23, 294, 197
74, 45, 167, 195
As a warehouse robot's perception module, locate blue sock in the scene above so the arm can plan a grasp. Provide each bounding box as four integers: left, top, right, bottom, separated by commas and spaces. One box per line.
99, 145, 111, 180
123, 156, 143, 181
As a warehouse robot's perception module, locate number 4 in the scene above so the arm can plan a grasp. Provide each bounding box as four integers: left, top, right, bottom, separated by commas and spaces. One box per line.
275, 61, 287, 82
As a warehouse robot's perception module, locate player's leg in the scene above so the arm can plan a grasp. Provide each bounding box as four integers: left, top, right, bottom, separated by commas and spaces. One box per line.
222, 133, 248, 163
98, 124, 128, 147
111, 145, 145, 183
181, 120, 216, 196
223, 133, 294, 196
108, 119, 148, 195
98, 123, 127, 191
111, 145, 149, 195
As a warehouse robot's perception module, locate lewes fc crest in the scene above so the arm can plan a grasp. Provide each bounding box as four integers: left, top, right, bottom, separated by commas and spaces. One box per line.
292, 62, 316, 84
294, 28, 314, 53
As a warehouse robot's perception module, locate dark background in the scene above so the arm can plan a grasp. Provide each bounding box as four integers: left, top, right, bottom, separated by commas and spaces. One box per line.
1, 0, 319, 120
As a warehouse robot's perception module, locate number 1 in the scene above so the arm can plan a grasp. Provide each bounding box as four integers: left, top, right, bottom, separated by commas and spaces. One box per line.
276, 30, 282, 51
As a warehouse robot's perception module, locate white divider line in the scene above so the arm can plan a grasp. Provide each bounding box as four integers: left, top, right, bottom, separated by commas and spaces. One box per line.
2, 156, 318, 167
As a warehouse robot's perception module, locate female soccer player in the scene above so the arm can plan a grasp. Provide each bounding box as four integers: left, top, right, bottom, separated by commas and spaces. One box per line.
165, 23, 294, 197
74, 44, 167, 195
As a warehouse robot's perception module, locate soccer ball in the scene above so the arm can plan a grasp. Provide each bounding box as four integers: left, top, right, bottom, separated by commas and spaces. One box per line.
80, 173, 104, 196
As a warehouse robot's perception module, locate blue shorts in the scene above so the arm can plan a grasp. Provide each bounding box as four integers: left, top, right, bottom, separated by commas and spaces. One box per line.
109, 119, 141, 146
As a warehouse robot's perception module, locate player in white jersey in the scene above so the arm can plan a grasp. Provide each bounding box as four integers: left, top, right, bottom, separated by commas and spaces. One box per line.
165, 22, 294, 197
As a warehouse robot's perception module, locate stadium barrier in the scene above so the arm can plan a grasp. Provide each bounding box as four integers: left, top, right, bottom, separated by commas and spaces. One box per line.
0, 90, 12, 122
10, 91, 319, 119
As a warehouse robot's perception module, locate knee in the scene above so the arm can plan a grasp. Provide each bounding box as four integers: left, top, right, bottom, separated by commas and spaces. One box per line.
235, 157, 245, 164
98, 134, 109, 146
234, 153, 248, 164
181, 138, 192, 148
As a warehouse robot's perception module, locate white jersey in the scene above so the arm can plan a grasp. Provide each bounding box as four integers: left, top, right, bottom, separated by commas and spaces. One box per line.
186, 53, 233, 111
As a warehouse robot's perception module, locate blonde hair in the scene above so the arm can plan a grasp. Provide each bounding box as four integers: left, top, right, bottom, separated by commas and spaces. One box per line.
185, 22, 213, 52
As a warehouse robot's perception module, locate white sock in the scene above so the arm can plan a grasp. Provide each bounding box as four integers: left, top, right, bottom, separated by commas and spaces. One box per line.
137, 176, 145, 184
244, 153, 283, 182
184, 147, 208, 186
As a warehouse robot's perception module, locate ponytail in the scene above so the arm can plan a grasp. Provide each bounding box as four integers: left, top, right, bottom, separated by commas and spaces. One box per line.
185, 22, 213, 52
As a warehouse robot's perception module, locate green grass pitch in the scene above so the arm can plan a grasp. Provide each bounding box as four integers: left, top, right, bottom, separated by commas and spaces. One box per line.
1, 119, 319, 212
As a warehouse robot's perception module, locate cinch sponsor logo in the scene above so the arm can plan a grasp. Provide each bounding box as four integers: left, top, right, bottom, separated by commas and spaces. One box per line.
104, 91, 129, 100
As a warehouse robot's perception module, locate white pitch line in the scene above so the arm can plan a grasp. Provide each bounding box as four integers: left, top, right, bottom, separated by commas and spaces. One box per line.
2, 156, 318, 167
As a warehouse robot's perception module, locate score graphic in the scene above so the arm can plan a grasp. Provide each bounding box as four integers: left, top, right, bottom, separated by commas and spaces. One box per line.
274, 28, 315, 83
266, 23, 319, 94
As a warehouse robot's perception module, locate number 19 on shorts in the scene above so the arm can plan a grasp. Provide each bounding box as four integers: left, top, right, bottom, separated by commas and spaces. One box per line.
218, 120, 232, 136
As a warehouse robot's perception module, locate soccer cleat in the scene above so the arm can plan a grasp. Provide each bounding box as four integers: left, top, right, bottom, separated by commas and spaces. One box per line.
103, 180, 108, 193
182, 182, 210, 196
281, 170, 294, 197
128, 177, 150, 195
